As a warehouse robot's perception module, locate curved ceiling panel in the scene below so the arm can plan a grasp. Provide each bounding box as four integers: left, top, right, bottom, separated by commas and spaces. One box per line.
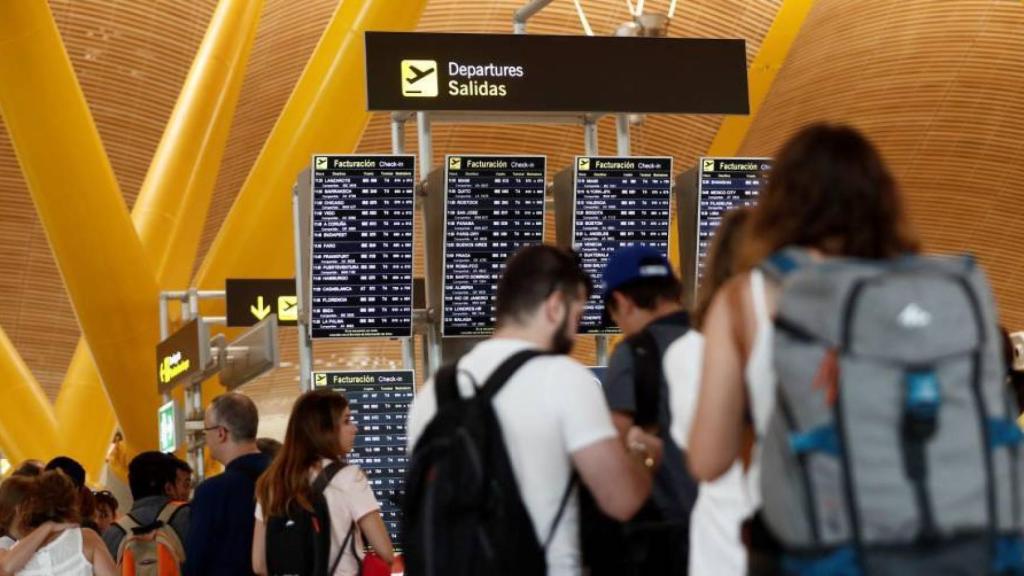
0, 0, 217, 398
738, 0, 1024, 327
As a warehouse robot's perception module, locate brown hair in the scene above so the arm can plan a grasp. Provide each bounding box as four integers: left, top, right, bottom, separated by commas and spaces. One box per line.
694, 207, 752, 329
256, 389, 349, 517
0, 476, 34, 538
16, 471, 81, 533
741, 123, 919, 269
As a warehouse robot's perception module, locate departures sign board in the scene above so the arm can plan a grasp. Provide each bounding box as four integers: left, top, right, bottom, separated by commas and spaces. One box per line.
574, 157, 673, 334
442, 155, 546, 337
310, 155, 415, 339
695, 157, 770, 288
313, 370, 414, 546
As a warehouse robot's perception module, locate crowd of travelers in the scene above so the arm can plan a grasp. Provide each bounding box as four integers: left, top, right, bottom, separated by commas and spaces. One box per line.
1, 123, 1021, 575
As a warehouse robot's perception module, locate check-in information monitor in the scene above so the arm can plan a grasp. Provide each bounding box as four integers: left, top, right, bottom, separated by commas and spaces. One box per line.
696, 157, 770, 288
574, 157, 673, 334
313, 370, 414, 545
310, 155, 415, 339
443, 155, 546, 337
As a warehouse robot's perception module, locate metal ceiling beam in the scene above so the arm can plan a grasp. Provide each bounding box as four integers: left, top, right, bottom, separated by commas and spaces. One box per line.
51, 0, 266, 479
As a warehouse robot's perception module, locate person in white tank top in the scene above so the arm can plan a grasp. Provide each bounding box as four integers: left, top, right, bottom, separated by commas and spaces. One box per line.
669, 208, 755, 576
0, 471, 117, 576
686, 124, 921, 570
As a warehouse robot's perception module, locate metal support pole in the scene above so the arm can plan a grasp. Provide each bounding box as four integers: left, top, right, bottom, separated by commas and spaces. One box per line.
292, 185, 313, 392
596, 336, 609, 366
584, 118, 599, 156
616, 114, 631, 156
393, 115, 416, 372
513, 0, 556, 34
417, 112, 432, 178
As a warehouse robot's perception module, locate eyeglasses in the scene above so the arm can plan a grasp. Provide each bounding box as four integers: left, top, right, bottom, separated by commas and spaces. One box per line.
201, 425, 224, 434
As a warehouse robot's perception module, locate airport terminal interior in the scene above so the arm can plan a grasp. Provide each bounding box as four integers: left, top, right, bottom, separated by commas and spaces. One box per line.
0, 0, 1023, 574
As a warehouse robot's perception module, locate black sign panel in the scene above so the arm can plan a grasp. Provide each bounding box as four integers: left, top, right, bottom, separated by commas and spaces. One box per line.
366, 32, 748, 114
226, 279, 297, 327
310, 155, 415, 339
313, 370, 414, 547
156, 319, 206, 394
443, 155, 546, 337
695, 157, 769, 288
574, 157, 673, 334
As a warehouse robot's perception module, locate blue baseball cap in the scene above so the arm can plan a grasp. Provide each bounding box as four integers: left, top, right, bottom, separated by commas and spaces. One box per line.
601, 245, 675, 300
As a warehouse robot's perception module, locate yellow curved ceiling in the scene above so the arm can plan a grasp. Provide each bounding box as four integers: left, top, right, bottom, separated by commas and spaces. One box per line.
1, 0, 1021, 450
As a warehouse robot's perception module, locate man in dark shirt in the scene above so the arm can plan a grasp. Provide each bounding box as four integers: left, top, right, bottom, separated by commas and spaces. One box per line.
600, 245, 699, 573
185, 392, 271, 576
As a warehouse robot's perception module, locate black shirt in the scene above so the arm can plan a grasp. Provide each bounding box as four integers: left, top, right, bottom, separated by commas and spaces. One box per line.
184, 452, 272, 576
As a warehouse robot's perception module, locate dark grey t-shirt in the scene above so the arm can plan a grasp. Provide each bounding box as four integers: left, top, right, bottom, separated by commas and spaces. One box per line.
604, 311, 698, 524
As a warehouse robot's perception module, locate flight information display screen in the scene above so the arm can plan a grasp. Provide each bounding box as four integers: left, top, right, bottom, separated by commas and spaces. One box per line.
310, 155, 415, 339
573, 156, 673, 334
696, 157, 770, 288
313, 370, 414, 547
443, 155, 546, 337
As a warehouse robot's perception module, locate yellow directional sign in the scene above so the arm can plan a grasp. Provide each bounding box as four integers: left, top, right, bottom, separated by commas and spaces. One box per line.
226, 279, 299, 327
314, 373, 328, 387
250, 296, 272, 321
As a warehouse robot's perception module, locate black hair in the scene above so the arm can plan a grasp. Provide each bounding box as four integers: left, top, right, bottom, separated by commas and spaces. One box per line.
128, 451, 176, 500
45, 456, 86, 489
169, 456, 192, 474
494, 245, 592, 328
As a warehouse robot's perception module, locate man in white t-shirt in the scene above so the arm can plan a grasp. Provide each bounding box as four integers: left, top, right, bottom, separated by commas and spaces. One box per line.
407, 245, 664, 576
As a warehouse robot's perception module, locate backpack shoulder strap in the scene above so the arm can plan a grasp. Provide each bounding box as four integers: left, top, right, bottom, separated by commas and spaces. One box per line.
154, 502, 187, 566
113, 517, 135, 564
628, 329, 663, 427
478, 349, 547, 402
544, 473, 578, 550
759, 247, 815, 283
433, 363, 461, 410
311, 460, 347, 495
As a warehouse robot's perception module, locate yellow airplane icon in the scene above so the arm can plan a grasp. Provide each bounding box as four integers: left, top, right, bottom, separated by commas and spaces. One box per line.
278, 296, 298, 322
314, 373, 328, 387
315, 156, 329, 170
578, 157, 591, 171
702, 159, 716, 172
449, 157, 462, 170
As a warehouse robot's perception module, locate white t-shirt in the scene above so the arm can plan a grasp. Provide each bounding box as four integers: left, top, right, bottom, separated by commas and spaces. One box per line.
406, 338, 618, 576
0, 535, 15, 550
666, 331, 753, 576
256, 463, 381, 576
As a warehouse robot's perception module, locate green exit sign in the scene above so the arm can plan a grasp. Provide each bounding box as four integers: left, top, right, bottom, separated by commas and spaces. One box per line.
158, 400, 179, 453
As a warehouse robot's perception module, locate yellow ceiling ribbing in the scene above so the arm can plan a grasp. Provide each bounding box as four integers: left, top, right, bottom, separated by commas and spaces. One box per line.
51, 0, 266, 480
0, 0, 162, 454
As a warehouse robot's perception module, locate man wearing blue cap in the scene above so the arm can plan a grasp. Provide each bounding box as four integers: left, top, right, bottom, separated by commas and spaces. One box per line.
591, 245, 697, 574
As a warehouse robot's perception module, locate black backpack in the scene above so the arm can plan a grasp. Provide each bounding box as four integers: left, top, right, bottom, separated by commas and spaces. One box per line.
580, 326, 693, 576
265, 461, 347, 576
402, 350, 574, 576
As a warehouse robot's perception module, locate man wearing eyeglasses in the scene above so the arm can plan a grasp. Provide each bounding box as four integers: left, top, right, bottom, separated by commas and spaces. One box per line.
185, 392, 271, 576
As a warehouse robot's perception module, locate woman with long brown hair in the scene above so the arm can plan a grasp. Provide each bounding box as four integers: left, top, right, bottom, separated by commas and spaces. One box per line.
687, 124, 920, 570
253, 389, 393, 576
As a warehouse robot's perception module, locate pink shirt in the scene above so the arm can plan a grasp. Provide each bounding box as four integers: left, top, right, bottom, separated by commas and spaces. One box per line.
256, 462, 381, 576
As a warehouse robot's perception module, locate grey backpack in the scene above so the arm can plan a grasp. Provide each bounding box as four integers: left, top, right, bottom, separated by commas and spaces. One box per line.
759, 249, 1024, 576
